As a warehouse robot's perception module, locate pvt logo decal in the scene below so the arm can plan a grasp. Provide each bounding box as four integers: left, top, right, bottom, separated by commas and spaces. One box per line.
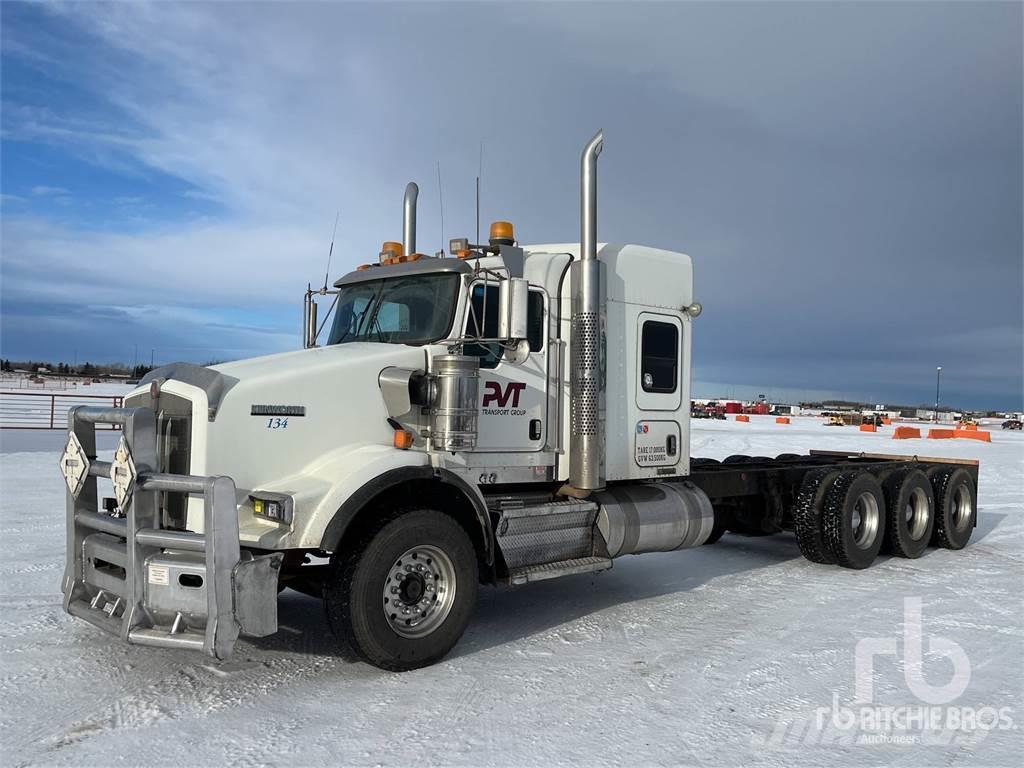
482, 381, 527, 415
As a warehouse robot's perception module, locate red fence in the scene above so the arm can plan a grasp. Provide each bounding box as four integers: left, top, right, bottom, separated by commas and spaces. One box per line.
0, 392, 125, 430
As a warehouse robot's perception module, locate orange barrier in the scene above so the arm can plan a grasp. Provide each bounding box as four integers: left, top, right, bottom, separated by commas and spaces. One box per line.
928, 428, 956, 439
956, 423, 978, 432
956, 430, 991, 442
859, 424, 876, 432
882, 418, 892, 425
776, 417, 790, 424
735, 415, 750, 423
893, 427, 921, 439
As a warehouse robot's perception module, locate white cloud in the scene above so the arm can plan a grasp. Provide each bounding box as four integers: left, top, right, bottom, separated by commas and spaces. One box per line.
1, 2, 1019, 404
1, 214, 329, 307
30, 185, 70, 197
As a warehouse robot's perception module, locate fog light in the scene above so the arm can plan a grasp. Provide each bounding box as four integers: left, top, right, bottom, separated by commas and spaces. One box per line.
250, 492, 293, 525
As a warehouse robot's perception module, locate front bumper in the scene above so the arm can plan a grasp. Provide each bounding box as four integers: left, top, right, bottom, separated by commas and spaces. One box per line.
61, 405, 282, 660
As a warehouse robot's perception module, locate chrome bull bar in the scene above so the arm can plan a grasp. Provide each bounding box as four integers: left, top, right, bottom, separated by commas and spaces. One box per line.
61, 405, 281, 660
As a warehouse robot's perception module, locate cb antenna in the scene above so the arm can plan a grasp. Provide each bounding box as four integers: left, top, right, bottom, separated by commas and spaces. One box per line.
476, 141, 483, 244
437, 161, 445, 256
322, 210, 340, 291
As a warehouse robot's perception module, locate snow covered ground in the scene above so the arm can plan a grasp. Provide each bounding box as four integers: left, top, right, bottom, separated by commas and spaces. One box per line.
1, 417, 1021, 766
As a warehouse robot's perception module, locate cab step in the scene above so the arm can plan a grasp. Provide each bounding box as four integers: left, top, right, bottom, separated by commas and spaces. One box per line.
508, 556, 612, 585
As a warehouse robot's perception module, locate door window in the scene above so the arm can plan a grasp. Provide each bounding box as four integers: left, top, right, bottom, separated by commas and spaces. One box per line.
465, 284, 503, 368
527, 290, 545, 352
465, 284, 546, 365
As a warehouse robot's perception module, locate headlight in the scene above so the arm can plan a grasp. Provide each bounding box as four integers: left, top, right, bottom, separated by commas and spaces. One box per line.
250, 492, 293, 525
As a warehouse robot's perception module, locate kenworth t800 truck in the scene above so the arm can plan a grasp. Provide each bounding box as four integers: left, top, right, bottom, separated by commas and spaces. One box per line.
60, 132, 979, 670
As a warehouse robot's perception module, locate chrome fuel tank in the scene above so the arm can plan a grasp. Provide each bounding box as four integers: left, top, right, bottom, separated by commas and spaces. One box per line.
594, 481, 714, 557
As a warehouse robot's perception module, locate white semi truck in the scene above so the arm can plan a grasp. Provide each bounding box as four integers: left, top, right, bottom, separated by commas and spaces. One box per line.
60, 132, 979, 670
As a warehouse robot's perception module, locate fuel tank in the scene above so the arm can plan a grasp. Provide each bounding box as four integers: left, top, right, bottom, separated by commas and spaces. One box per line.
594, 481, 714, 557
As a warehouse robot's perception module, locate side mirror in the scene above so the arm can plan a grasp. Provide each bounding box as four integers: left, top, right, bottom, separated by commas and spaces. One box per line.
498, 278, 529, 340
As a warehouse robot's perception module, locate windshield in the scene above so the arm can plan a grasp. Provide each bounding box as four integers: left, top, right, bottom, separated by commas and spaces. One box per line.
326, 273, 460, 346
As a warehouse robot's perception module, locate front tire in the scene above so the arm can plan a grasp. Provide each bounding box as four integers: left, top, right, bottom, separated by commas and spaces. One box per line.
325, 509, 478, 671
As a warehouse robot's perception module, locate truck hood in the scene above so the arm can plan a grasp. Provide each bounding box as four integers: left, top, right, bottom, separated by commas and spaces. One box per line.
160, 343, 429, 491
210, 342, 427, 389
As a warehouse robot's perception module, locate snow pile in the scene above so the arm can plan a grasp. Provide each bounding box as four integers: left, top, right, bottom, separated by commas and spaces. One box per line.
1, 418, 1021, 766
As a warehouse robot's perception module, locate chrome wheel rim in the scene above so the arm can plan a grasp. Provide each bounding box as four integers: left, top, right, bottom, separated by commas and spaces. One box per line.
383, 544, 457, 639
905, 487, 930, 541
851, 491, 881, 549
952, 484, 973, 530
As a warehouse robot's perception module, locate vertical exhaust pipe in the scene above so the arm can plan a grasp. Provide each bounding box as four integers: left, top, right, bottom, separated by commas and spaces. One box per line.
304, 292, 318, 348
568, 130, 605, 493
403, 182, 419, 257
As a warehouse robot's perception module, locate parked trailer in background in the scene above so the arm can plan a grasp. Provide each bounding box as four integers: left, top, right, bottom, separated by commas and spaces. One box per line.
59, 133, 979, 671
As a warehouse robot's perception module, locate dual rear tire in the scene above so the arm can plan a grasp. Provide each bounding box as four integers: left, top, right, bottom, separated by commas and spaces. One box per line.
927, 467, 976, 550
881, 468, 934, 559
821, 471, 887, 569
794, 465, 975, 569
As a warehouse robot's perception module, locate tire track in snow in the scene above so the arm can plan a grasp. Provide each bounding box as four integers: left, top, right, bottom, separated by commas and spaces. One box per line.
22, 647, 342, 762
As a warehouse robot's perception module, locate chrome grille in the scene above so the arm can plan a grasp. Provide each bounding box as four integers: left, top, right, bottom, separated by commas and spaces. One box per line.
125, 391, 192, 529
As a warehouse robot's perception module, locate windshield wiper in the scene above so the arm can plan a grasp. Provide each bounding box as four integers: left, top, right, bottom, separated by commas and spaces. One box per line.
335, 301, 375, 344
365, 298, 389, 343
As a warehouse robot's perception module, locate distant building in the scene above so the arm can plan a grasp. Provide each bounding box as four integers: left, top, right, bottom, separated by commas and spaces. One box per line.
862, 408, 901, 420
915, 409, 961, 423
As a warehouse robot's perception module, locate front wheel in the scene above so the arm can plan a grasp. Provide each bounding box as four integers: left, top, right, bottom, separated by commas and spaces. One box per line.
325, 509, 478, 671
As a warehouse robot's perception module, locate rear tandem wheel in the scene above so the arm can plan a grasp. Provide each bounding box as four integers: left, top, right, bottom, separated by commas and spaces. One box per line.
926, 466, 977, 550
793, 468, 841, 564
881, 468, 935, 559
822, 471, 887, 570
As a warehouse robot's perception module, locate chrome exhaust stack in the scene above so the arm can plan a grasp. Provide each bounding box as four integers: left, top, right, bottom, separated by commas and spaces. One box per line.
567, 130, 605, 493
403, 182, 419, 257
303, 291, 318, 349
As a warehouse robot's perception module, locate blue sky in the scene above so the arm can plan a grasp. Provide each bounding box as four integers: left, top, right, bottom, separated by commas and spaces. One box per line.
1, 1, 1021, 409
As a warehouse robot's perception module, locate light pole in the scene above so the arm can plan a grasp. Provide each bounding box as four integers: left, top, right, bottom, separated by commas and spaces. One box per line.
935, 366, 942, 422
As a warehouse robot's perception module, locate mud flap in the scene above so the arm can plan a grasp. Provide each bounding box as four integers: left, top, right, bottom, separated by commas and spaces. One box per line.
232, 553, 284, 637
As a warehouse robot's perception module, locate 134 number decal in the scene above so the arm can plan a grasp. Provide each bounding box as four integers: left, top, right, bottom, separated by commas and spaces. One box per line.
266, 418, 289, 429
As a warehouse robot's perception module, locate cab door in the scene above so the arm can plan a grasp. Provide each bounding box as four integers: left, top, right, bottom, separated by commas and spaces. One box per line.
465, 281, 548, 452
633, 312, 683, 469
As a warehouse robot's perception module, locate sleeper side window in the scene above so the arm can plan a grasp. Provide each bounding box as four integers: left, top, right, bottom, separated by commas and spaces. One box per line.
640, 321, 678, 393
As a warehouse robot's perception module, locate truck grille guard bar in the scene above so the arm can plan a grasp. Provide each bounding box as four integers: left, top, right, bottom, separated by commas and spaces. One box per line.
61, 405, 281, 660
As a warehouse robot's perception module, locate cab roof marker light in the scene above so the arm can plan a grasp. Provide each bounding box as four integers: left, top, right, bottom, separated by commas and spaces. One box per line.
489, 220, 515, 245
